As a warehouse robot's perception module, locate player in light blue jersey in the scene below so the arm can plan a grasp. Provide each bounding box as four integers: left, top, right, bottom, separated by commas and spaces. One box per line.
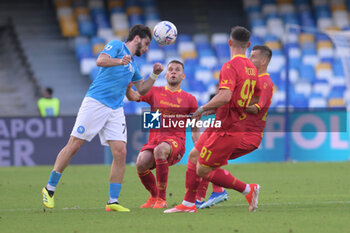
41, 25, 164, 212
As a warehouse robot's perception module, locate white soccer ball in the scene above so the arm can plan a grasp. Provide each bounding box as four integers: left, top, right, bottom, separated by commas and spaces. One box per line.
153, 21, 177, 46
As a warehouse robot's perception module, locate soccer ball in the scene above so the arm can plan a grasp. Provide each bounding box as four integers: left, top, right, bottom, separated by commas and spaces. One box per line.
153, 21, 177, 46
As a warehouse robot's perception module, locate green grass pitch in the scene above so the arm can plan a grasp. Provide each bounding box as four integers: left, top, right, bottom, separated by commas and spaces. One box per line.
1, 162, 349, 233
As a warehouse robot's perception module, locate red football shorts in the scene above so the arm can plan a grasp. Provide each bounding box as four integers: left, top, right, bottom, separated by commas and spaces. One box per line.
195, 129, 262, 168
141, 136, 185, 168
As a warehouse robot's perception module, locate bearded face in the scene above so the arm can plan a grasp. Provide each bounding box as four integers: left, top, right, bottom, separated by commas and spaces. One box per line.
135, 41, 142, 57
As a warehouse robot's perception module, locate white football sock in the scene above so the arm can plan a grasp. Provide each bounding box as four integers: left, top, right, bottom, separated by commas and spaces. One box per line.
242, 184, 251, 195
182, 200, 195, 207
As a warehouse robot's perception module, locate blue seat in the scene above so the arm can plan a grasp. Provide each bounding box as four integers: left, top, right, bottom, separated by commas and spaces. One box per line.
301, 46, 317, 55
332, 59, 345, 76
75, 44, 93, 61
196, 41, 211, 50
78, 20, 96, 36
291, 94, 308, 108
91, 36, 105, 45
299, 65, 315, 83
198, 49, 215, 57
251, 18, 265, 28
329, 86, 346, 98
129, 14, 144, 26
214, 44, 230, 58
110, 7, 124, 14
289, 57, 301, 69
315, 6, 331, 19
185, 58, 199, 68
316, 33, 331, 41
177, 34, 192, 43
145, 12, 160, 21
264, 34, 279, 42
283, 13, 299, 25
149, 39, 160, 49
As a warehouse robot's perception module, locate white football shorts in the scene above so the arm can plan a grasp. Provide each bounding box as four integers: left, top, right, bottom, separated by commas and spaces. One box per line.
71, 97, 127, 145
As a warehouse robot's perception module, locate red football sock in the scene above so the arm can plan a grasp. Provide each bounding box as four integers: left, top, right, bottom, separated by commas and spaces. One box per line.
205, 168, 246, 193
212, 183, 225, 193
155, 159, 169, 200
196, 178, 209, 201
184, 160, 201, 203
137, 169, 158, 197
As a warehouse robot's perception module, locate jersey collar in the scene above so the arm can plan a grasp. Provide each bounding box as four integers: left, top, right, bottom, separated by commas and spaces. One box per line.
231, 54, 247, 60
258, 73, 269, 77
165, 86, 182, 93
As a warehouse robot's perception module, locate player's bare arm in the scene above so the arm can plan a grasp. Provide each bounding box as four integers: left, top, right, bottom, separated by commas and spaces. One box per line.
192, 89, 232, 119
133, 63, 164, 95
96, 53, 132, 67
126, 83, 141, 101
244, 95, 259, 114
191, 125, 200, 144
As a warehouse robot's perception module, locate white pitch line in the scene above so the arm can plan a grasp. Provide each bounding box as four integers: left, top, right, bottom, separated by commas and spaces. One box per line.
0, 200, 350, 213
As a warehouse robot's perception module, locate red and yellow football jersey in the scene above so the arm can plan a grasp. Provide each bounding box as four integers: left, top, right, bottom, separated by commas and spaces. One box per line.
216, 55, 260, 132
246, 73, 274, 133
140, 86, 198, 142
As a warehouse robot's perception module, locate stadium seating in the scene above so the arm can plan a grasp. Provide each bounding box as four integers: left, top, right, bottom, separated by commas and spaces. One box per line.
53, 0, 348, 113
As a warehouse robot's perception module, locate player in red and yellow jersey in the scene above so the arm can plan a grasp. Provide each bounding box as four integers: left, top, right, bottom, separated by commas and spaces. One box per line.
126, 60, 200, 209
195, 45, 274, 209
165, 26, 263, 213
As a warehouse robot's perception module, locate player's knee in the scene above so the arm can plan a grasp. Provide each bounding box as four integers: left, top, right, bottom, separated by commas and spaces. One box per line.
136, 156, 145, 172
136, 154, 152, 172
111, 145, 127, 160
153, 143, 170, 159
189, 148, 199, 164
66, 137, 84, 154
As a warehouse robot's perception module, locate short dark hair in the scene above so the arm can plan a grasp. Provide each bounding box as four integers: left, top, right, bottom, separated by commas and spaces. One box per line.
168, 60, 184, 70
126, 24, 152, 42
252, 45, 273, 62
46, 87, 53, 95
230, 26, 251, 48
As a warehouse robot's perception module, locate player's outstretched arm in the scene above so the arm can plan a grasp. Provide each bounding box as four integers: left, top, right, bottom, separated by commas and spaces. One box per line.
134, 63, 163, 96
190, 124, 200, 144
96, 54, 131, 67
192, 89, 232, 120
126, 83, 141, 101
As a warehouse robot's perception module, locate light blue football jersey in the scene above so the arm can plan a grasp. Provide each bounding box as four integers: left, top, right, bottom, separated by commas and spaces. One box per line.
86, 40, 143, 109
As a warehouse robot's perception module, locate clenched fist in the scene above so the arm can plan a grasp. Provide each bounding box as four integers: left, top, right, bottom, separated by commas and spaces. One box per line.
120, 55, 131, 65
152, 63, 164, 75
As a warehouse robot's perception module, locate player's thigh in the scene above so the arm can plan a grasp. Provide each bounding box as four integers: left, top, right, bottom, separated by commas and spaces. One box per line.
198, 132, 242, 168
99, 107, 127, 146
194, 128, 211, 152
159, 137, 185, 166
136, 150, 155, 171
188, 147, 200, 164
71, 97, 111, 141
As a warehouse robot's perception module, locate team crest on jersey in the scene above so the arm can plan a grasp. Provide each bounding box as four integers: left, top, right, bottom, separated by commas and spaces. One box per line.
221, 80, 228, 84
264, 82, 268, 89
177, 98, 182, 104
105, 44, 112, 51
